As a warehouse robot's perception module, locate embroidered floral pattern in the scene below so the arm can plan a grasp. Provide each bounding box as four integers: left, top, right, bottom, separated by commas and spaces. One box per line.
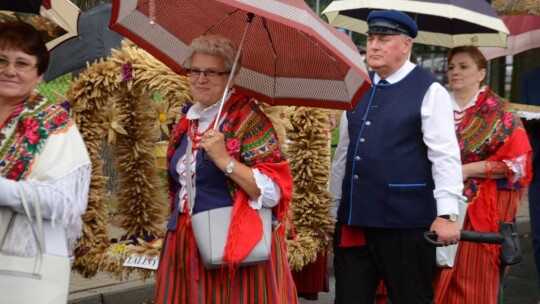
457, 91, 518, 163
456, 89, 525, 199
165, 93, 287, 207
20, 117, 41, 145
225, 138, 240, 156
0, 92, 71, 180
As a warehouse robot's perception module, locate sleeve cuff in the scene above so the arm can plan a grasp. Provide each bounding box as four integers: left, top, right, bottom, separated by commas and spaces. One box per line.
436, 197, 459, 216
248, 168, 281, 209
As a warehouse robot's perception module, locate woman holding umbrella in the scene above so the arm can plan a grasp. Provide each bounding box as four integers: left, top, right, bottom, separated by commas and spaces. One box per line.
154, 34, 298, 304
434, 45, 532, 303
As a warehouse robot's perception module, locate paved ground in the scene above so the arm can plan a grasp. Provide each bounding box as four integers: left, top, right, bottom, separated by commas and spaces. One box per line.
68, 190, 538, 304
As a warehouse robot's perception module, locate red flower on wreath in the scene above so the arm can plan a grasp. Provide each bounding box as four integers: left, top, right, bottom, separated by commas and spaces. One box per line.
226, 138, 240, 155
52, 112, 68, 127
19, 117, 41, 145
7, 160, 25, 180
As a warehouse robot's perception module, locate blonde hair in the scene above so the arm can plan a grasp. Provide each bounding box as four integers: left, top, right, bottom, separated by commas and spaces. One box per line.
184, 34, 241, 75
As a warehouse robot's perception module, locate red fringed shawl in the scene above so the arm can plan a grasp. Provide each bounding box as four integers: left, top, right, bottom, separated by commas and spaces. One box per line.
166, 93, 293, 267
457, 88, 532, 260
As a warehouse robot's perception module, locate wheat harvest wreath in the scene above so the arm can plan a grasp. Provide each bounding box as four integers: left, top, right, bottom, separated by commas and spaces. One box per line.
64, 40, 336, 280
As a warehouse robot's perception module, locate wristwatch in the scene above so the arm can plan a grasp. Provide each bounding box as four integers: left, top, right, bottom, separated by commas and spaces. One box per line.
438, 214, 458, 222
224, 159, 235, 177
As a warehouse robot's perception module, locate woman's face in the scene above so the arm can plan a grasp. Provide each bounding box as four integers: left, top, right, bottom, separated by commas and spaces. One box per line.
188, 52, 232, 110
447, 52, 485, 93
0, 48, 43, 105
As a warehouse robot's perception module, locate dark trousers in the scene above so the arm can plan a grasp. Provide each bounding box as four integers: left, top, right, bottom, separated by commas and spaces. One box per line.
333, 223, 435, 304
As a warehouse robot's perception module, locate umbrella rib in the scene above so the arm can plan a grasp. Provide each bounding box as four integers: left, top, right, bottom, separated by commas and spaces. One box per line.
260, 17, 278, 104
204, 8, 242, 35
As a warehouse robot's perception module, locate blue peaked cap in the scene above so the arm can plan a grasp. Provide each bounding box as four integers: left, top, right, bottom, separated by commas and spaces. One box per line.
366, 9, 418, 38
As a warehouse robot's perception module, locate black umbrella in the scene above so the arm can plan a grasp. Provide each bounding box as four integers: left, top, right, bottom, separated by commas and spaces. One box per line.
322, 0, 510, 48
44, 4, 123, 81
424, 231, 504, 247
0, 0, 41, 14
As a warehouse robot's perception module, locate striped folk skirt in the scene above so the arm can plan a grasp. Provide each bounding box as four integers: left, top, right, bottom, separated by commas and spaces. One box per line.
434, 190, 519, 304
155, 214, 299, 304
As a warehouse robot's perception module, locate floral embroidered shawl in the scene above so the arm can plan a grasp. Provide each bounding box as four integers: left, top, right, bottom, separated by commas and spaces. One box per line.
457, 88, 532, 235
0, 91, 71, 180
166, 92, 293, 266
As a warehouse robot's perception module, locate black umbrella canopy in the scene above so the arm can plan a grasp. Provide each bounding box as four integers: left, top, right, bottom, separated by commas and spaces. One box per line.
323, 0, 510, 48
0, 0, 41, 14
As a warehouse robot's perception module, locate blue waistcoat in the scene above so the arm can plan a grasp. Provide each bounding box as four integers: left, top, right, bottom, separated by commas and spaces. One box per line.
166, 133, 233, 230
338, 66, 439, 228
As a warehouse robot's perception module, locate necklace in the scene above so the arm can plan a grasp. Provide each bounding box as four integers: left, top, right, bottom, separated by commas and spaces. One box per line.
187, 118, 216, 150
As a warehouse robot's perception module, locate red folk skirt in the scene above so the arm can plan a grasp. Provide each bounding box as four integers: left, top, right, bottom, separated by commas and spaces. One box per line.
155, 214, 299, 304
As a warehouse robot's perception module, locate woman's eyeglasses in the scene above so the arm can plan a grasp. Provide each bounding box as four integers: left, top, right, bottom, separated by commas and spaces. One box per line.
0, 58, 38, 72
185, 68, 230, 78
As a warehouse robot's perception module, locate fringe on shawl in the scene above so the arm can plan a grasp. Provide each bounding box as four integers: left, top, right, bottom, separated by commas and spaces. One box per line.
3, 163, 91, 256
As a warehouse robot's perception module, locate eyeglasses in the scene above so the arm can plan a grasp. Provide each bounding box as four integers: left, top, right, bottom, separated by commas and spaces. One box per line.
185, 68, 230, 78
0, 57, 38, 72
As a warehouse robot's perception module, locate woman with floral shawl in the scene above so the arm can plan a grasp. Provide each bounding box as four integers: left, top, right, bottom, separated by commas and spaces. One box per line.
154, 34, 298, 304
0, 21, 91, 259
434, 46, 532, 304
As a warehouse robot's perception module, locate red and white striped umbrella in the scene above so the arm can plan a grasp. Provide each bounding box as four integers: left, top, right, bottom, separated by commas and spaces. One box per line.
480, 15, 540, 60
110, 0, 371, 110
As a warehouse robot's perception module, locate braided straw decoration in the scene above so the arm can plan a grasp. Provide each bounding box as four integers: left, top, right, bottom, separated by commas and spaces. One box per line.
492, 0, 540, 15
66, 38, 337, 278
285, 107, 335, 270
67, 40, 191, 278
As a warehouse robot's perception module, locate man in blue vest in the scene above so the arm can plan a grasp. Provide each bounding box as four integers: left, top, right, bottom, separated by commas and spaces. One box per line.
330, 9, 464, 304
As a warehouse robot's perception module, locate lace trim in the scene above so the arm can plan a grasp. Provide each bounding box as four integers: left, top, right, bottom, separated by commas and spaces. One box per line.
503, 154, 528, 183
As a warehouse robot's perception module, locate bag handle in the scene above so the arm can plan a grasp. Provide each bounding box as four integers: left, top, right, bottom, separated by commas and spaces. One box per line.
17, 184, 46, 277
185, 139, 194, 216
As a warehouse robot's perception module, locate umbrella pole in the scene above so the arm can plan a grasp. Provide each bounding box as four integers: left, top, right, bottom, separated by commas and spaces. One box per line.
213, 13, 255, 130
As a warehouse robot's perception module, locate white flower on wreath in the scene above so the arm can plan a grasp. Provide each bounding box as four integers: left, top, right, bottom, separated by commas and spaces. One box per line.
101, 106, 129, 144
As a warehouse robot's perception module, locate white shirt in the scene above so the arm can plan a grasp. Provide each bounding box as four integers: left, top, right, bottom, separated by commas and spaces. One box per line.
330, 61, 464, 217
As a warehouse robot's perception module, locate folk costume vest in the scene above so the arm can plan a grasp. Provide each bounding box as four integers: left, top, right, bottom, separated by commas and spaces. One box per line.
338, 67, 439, 228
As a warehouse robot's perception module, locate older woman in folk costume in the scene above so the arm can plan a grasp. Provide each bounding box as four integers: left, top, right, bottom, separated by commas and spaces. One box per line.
434, 46, 532, 304
154, 34, 298, 304
0, 21, 91, 259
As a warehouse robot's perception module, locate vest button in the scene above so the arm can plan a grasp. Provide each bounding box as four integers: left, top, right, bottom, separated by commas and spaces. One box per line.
359, 138, 365, 143
365, 121, 371, 126
353, 175, 359, 180
355, 156, 362, 161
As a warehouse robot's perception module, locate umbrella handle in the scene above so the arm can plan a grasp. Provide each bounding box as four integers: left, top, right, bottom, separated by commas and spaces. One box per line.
423, 231, 444, 247
423, 230, 505, 247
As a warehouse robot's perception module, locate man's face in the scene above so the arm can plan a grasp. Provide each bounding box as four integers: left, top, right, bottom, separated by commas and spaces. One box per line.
365, 34, 411, 79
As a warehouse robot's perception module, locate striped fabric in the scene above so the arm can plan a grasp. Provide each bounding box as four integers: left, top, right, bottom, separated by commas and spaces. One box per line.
292, 251, 329, 300
155, 215, 299, 304
434, 191, 518, 304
